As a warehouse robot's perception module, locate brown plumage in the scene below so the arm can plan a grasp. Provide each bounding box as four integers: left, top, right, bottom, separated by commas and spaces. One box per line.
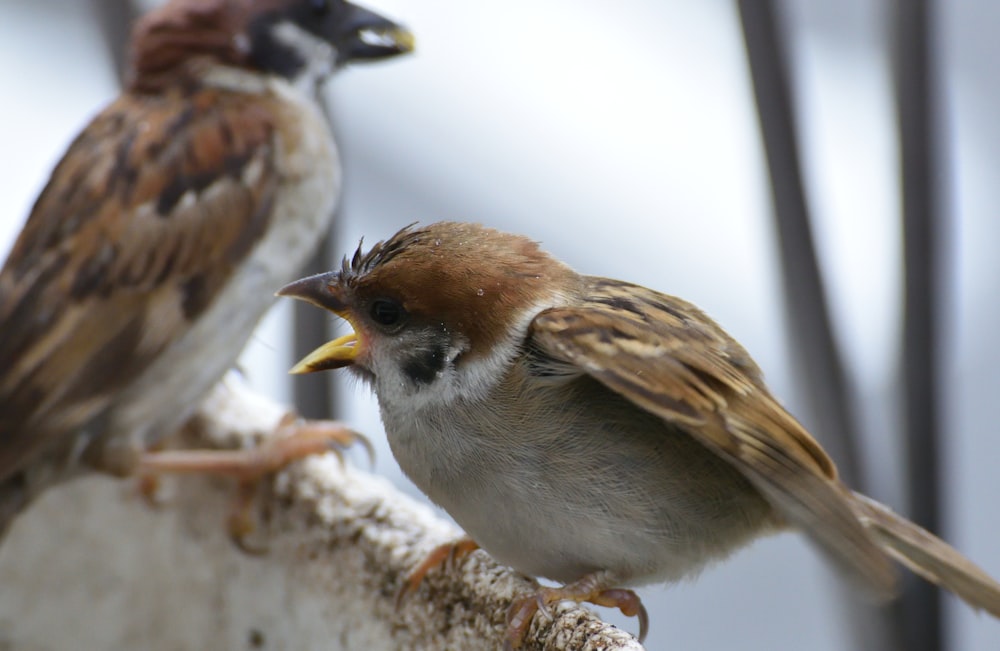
0, 0, 412, 534
0, 90, 278, 471
281, 221, 1000, 647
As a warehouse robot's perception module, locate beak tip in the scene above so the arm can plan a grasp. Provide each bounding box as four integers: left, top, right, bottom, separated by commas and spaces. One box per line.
275, 272, 342, 309
275, 282, 297, 299
276, 276, 310, 298
395, 29, 416, 54
339, 6, 414, 63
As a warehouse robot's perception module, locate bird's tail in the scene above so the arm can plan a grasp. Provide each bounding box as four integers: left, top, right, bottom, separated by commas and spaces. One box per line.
850, 491, 1000, 617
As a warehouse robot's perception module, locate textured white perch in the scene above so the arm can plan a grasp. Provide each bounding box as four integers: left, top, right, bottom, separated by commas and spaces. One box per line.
0, 375, 644, 651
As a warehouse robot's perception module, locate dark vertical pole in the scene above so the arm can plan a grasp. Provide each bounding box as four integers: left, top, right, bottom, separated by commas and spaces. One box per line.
292, 234, 337, 420
735, 2, 902, 649
292, 90, 339, 421
735, 0, 863, 491
893, 0, 943, 649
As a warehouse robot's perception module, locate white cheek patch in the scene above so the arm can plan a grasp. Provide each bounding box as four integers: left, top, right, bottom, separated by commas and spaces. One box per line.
374, 291, 572, 411
445, 289, 577, 402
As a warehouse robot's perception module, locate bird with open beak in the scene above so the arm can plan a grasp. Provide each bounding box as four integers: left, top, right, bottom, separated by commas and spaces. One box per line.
281, 221, 1000, 648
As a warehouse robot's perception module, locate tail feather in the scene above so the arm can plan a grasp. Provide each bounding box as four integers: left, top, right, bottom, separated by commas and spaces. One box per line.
851, 492, 1000, 618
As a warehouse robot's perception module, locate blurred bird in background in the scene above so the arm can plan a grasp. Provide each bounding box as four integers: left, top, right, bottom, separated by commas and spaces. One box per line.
0, 0, 412, 539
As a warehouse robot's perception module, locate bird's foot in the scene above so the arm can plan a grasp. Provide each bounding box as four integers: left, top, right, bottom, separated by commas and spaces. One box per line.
137, 412, 371, 552
504, 572, 648, 649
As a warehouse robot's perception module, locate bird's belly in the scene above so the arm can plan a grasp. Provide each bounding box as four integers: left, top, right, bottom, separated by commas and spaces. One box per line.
442, 455, 771, 585
387, 393, 777, 586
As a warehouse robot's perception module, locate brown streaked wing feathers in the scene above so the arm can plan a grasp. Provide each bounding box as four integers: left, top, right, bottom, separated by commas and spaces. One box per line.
0, 87, 279, 479
529, 276, 897, 596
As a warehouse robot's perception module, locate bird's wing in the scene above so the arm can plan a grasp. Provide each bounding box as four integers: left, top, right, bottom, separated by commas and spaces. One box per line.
529, 276, 896, 596
0, 87, 281, 478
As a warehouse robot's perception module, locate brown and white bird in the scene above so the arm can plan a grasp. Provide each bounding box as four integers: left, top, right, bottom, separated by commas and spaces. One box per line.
280, 221, 1000, 648
0, 0, 412, 536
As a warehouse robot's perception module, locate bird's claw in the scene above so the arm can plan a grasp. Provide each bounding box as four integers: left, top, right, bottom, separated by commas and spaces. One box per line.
503, 580, 648, 649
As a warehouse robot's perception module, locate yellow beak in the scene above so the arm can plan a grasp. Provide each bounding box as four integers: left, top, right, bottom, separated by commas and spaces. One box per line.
278, 272, 362, 374
289, 331, 360, 374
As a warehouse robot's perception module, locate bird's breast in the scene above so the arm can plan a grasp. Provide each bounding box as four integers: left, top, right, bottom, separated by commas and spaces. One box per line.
381, 373, 776, 585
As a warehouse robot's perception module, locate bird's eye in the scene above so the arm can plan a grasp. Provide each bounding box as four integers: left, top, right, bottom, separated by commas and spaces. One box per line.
309, 0, 331, 16
370, 298, 405, 328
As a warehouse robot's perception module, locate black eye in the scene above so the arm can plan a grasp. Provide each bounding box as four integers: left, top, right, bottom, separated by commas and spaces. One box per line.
370, 299, 405, 328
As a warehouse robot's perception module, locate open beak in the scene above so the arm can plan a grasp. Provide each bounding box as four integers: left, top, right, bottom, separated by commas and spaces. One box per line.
288, 331, 359, 374
335, 2, 415, 64
277, 273, 362, 374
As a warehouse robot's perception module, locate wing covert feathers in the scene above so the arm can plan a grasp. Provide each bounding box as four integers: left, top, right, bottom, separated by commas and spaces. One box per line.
0, 88, 279, 478
530, 276, 898, 596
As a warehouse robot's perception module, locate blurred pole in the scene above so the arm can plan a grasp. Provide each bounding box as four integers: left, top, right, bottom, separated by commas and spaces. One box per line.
292, 91, 339, 421
735, 2, 903, 650
892, 0, 943, 650
735, 0, 862, 487
292, 234, 337, 420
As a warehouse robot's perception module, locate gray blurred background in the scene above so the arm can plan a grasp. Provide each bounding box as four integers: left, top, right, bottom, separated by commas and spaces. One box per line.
1, 1, 998, 649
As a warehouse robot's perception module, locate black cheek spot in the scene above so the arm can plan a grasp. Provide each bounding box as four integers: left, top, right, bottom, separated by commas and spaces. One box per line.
402, 346, 447, 385
248, 27, 307, 79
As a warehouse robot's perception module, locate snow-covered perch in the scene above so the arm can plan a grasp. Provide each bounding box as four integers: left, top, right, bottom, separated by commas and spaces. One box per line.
0, 375, 643, 651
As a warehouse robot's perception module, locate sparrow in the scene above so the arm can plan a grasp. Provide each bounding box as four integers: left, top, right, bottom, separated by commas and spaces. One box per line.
280, 221, 1000, 648
0, 0, 412, 537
